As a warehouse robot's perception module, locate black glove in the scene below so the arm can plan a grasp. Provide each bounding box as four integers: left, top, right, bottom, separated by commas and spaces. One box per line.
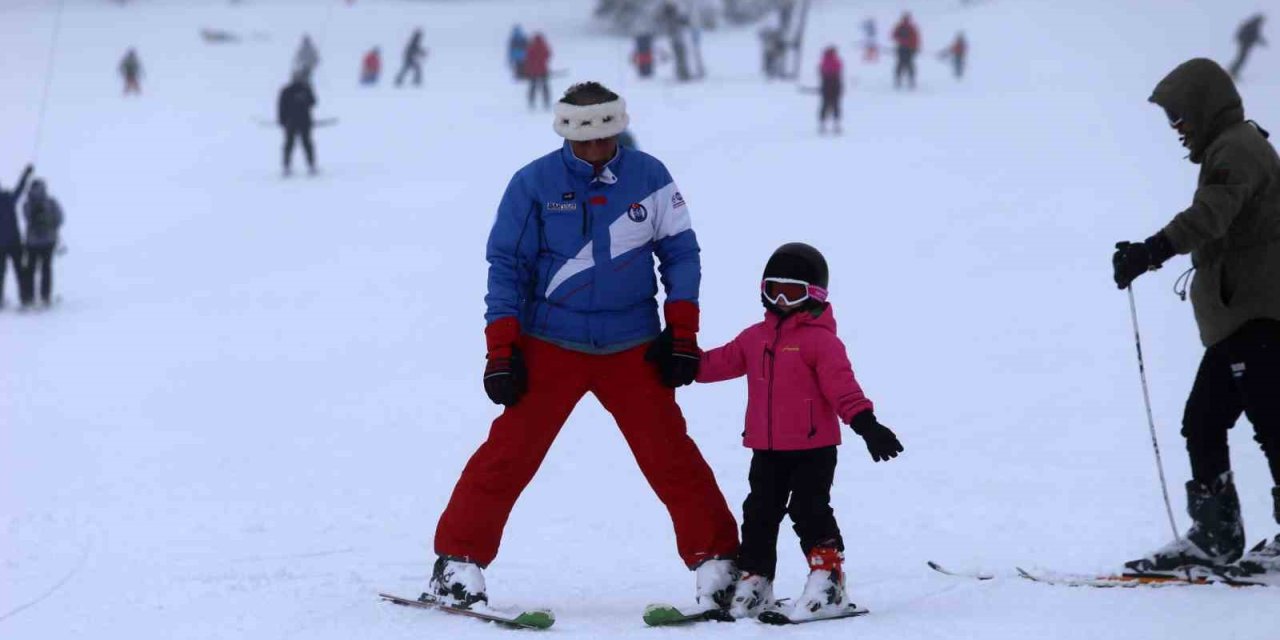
645, 327, 700, 388
483, 345, 527, 407
1113, 233, 1174, 289
850, 411, 903, 462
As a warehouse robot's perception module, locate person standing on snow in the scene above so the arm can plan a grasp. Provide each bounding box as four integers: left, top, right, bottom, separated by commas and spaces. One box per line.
632, 33, 656, 79
0, 164, 34, 309
395, 28, 427, 87
697, 242, 903, 621
891, 12, 920, 90
120, 48, 142, 95
277, 71, 318, 176
22, 178, 63, 307
860, 18, 878, 63
427, 81, 740, 612
817, 46, 844, 135
293, 34, 320, 80
360, 47, 381, 86
941, 32, 966, 80
508, 24, 529, 81
523, 33, 552, 110
1114, 58, 1280, 581
1228, 14, 1267, 80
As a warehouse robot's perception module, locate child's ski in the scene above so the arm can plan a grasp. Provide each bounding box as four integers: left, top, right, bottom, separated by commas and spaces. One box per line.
926, 560, 995, 580
641, 603, 733, 626
378, 592, 555, 629
757, 605, 869, 625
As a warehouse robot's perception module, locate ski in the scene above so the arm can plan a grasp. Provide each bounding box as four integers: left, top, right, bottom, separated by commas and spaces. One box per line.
378, 592, 555, 630
758, 604, 869, 626
641, 603, 733, 627
926, 561, 995, 580
1013, 566, 1261, 588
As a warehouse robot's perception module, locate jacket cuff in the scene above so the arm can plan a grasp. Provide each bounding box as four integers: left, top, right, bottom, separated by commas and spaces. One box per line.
663, 300, 699, 335
849, 410, 877, 435
485, 317, 521, 358
1144, 232, 1175, 267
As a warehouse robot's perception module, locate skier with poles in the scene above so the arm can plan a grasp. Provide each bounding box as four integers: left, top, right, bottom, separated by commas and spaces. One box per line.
427, 81, 740, 613
277, 71, 318, 176
1113, 58, 1280, 581
697, 242, 904, 622
395, 28, 427, 87
0, 164, 34, 309
523, 33, 552, 110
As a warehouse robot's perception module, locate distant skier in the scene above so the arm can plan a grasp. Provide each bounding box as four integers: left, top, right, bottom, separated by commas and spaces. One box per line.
120, 48, 142, 95
523, 32, 552, 110
632, 33, 656, 79
360, 47, 381, 85
891, 12, 920, 90
761, 28, 785, 79
507, 24, 528, 80
697, 242, 903, 620
860, 18, 878, 63
659, 1, 692, 82
1114, 58, 1280, 581
1228, 14, 1267, 80
22, 178, 63, 307
427, 80, 739, 613
817, 46, 843, 135
0, 164, 34, 309
395, 28, 427, 87
293, 34, 320, 80
941, 31, 967, 79
277, 71, 318, 176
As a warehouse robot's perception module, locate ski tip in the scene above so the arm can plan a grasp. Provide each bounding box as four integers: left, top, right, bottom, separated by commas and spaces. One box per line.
513, 610, 555, 629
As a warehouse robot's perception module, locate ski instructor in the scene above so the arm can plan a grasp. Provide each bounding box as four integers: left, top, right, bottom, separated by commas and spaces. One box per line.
1114, 58, 1280, 580
428, 81, 740, 609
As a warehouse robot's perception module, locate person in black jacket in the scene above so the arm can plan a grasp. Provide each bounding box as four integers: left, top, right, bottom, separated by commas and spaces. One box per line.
0, 164, 34, 309
395, 28, 427, 87
277, 72, 317, 176
1229, 14, 1267, 80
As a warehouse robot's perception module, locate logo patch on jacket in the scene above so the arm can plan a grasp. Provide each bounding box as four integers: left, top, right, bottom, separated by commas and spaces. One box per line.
562, 192, 576, 201
546, 201, 578, 212
671, 192, 686, 209
627, 203, 648, 222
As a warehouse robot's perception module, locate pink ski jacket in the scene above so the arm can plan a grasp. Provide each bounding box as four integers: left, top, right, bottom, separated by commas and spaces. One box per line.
697, 304, 873, 451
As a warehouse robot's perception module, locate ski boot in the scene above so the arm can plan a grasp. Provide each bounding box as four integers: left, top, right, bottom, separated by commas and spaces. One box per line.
790, 545, 860, 621
425, 555, 487, 608
728, 572, 774, 619
1223, 487, 1280, 581
1124, 471, 1245, 574
693, 557, 739, 613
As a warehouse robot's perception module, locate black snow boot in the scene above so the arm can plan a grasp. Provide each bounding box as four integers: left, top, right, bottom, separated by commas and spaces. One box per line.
1124, 471, 1245, 574
1225, 487, 1280, 580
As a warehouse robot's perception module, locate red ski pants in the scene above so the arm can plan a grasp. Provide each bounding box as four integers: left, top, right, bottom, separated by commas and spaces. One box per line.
434, 337, 739, 568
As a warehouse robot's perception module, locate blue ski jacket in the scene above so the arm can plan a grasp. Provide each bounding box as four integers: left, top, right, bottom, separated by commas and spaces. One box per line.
485, 142, 700, 351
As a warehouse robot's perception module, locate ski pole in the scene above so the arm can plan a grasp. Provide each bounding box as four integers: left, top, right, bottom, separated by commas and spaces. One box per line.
1126, 286, 1184, 550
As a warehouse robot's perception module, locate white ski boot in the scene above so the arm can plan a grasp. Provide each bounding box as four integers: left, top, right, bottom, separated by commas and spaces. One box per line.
789, 546, 863, 622
728, 572, 775, 619
427, 555, 487, 608
1224, 487, 1280, 583
693, 557, 738, 612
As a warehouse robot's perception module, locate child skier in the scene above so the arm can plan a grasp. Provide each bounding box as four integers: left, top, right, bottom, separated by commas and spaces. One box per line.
818, 46, 844, 134
360, 47, 381, 85
697, 242, 905, 621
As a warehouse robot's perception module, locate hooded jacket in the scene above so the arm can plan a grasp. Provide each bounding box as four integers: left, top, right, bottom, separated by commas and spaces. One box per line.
23, 180, 63, 248
698, 304, 874, 451
1149, 58, 1280, 347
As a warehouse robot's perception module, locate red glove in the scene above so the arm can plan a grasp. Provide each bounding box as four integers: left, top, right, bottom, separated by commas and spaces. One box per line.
645, 301, 700, 388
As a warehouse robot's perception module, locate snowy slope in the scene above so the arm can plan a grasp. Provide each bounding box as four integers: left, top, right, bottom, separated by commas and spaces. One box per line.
2, 0, 1279, 638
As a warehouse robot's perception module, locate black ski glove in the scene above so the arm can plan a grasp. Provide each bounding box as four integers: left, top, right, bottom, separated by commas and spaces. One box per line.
484, 345, 527, 407
645, 327, 700, 388
850, 411, 904, 462
1113, 233, 1175, 289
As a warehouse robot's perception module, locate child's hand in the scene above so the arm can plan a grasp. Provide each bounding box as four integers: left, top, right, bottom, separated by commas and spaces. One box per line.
850, 411, 904, 462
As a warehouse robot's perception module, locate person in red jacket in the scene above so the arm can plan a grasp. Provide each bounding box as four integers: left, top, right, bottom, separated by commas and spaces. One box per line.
697, 243, 904, 621
360, 47, 381, 85
817, 46, 844, 135
941, 31, 967, 80
891, 12, 921, 90
524, 33, 552, 110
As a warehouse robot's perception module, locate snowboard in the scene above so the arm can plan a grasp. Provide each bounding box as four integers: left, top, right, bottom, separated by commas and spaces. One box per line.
641, 603, 733, 626
378, 592, 555, 629
758, 604, 869, 625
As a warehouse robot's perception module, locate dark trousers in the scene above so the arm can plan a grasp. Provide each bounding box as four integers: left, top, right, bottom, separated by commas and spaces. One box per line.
395, 60, 422, 86
25, 244, 54, 303
1228, 43, 1256, 79
527, 75, 550, 109
819, 85, 842, 123
1183, 319, 1280, 486
953, 55, 965, 79
737, 446, 843, 580
283, 126, 315, 170
0, 246, 29, 305
894, 48, 917, 89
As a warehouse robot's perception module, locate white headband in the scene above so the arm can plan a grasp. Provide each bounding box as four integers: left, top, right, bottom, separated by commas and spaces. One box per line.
553, 98, 630, 141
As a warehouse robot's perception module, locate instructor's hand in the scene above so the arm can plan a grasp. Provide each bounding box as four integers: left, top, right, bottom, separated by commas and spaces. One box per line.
646, 327, 700, 388
1112, 233, 1174, 290
850, 411, 904, 462
484, 346, 527, 407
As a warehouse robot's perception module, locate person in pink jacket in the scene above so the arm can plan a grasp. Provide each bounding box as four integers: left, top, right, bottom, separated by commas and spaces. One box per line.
697, 242, 904, 621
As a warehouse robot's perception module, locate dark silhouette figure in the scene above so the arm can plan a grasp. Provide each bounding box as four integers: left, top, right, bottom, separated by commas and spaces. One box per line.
22, 179, 63, 306
120, 48, 142, 95
396, 29, 427, 87
633, 33, 656, 78
0, 164, 33, 308
944, 32, 967, 79
892, 12, 921, 90
524, 33, 552, 110
277, 73, 317, 175
818, 46, 843, 134
508, 25, 528, 80
1229, 14, 1267, 79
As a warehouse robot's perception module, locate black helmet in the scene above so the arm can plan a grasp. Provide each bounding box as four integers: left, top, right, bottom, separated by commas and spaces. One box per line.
763, 242, 829, 289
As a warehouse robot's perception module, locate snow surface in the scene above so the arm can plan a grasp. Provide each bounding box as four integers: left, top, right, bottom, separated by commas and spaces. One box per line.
2, 0, 1279, 638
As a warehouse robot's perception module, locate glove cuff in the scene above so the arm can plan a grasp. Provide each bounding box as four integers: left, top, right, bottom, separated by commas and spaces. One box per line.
849, 410, 877, 435
664, 300, 700, 337
485, 317, 521, 359
1143, 232, 1175, 268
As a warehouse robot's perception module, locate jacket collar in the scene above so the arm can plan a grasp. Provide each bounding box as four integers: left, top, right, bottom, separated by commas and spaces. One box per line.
561, 141, 622, 184
763, 303, 837, 332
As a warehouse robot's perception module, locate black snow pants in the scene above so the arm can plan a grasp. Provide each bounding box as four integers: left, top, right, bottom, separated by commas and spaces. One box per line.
25, 244, 54, 303
894, 47, 917, 89
737, 446, 843, 580
1183, 319, 1280, 486
819, 81, 842, 124
283, 125, 315, 171
395, 60, 422, 86
527, 75, 550, 110
0, 245, 29, 306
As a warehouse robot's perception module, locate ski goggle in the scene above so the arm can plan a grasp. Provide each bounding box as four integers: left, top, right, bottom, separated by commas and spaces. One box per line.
761, 277, 828, 306
1163, 107, 1185, 130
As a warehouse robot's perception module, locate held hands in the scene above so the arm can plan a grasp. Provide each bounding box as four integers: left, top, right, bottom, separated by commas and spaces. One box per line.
645, 327, 700, 387
1112, 233, 1175, 289
483, 318, 527, 407
850, 411, 904, 462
